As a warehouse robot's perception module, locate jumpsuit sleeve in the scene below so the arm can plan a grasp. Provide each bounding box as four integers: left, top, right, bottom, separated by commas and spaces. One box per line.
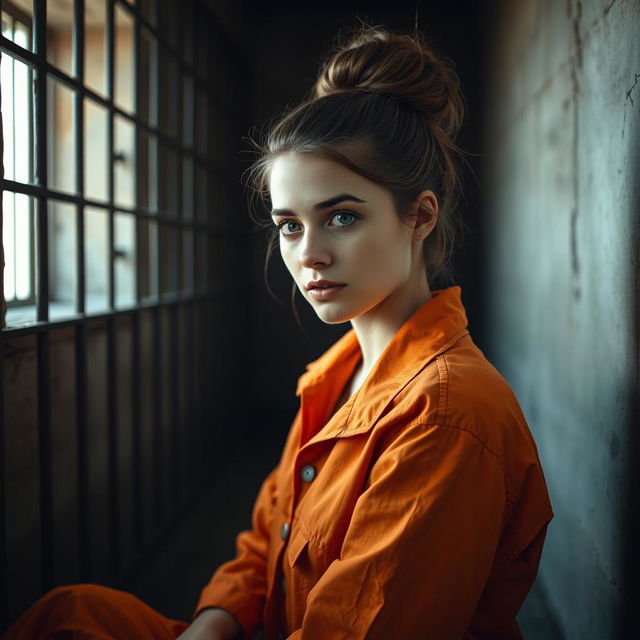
289, 421, 507, 640
193, 461, 280, 640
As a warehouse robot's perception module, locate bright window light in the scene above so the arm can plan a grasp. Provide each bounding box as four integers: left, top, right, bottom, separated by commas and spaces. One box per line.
1, 10, 35, 304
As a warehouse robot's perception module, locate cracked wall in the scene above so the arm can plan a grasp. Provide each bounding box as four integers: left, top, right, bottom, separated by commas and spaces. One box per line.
482, 0, 640, 637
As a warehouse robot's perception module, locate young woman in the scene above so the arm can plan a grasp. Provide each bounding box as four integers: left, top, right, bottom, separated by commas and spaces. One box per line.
2, 23, 553, 640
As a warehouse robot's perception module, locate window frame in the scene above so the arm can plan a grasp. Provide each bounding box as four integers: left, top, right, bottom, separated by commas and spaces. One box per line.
1, 0, 37, 309
0, 0, 225, 329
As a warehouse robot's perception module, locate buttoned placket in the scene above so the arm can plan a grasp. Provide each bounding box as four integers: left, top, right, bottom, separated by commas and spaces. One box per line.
274, 455, 320, 639
272, 348, 369, 639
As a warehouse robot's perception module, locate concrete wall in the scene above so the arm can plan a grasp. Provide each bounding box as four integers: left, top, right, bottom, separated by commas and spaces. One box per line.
482, 1, 640, 637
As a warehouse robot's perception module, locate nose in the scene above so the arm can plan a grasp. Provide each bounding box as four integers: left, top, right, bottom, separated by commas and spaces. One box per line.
298, 228, 331, 269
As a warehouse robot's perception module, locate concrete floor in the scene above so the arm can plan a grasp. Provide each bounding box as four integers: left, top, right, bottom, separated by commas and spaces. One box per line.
126, 433, 564, 639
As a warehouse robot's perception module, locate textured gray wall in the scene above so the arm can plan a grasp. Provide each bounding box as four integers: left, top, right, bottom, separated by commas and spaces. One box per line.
482, 1, 640, 638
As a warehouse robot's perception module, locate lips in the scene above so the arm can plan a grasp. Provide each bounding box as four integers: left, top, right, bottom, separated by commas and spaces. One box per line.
306, 282, 346, 302
305, 280, 346, 291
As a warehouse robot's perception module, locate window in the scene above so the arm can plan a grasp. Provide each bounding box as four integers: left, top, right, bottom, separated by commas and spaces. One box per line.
0, 0, 216, 328
1, 2, 35, 309
0, 0, 244, 625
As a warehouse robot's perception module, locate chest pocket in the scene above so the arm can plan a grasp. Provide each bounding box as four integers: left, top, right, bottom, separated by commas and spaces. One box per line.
286, 516, 329, 578
287, 523, 311, 568
283, 519, 316, 630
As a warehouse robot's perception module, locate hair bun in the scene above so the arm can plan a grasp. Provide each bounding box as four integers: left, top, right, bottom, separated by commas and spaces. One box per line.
312, 24, 465, 140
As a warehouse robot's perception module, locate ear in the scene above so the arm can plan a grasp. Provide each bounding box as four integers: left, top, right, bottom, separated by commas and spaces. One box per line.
412, 190, 439, 241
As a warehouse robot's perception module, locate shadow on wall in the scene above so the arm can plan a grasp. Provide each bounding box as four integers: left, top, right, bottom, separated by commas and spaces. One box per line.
620, 73, 640, 639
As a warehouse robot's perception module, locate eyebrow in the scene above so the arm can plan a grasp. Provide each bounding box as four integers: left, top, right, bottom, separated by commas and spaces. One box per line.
270, 193, 366, 217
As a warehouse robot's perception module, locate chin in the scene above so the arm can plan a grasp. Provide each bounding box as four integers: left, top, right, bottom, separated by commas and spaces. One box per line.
309, 303, 355, 325
318, 314, 351, 325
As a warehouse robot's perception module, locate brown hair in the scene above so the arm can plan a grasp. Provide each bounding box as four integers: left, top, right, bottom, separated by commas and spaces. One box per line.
244, 21, 472, 304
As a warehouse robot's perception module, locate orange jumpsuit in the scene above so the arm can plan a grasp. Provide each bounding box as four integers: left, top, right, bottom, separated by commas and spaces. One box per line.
3, 286, 554, 640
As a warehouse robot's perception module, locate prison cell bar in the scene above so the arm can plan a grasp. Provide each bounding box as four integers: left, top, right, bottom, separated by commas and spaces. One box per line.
0, 0, 248, 630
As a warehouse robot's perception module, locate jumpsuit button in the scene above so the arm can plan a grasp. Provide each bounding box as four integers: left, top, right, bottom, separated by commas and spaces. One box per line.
280, 522, 290, 540
277, 633, 286, 640
301, 464, 316, 482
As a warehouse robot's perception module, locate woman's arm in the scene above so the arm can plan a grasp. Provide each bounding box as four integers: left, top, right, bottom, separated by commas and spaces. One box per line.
177, 607, 242, 640
191, 461, 281, 640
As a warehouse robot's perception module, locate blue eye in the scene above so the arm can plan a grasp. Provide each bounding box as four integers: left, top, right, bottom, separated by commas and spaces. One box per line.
275, 211, 358, 237
331, 211, 358, 227
276, 220, 302, 236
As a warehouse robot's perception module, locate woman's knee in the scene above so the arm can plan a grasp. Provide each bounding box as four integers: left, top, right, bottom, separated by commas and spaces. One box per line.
5, 584, 184, 640
3, 584, 118, 639
40, 583, 117, 607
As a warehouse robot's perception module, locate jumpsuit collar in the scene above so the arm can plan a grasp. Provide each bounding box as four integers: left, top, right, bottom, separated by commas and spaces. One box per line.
295, 286, 470, 446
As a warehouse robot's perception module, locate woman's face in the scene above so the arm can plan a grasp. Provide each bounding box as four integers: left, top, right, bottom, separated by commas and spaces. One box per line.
269, 152, 424, 325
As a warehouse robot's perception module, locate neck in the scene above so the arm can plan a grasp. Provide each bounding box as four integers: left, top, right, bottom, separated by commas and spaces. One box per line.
349, 271, 432, 389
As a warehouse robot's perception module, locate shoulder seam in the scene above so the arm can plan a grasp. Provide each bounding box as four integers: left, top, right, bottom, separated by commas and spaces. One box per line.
419, 421, 506, 477
411, 420, 514, 518
434, 354, 450, 424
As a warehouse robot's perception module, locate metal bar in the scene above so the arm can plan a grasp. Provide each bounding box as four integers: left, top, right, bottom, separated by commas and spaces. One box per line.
10, 37, 18, 305
0, 36, 232, 178
204, 298, 213, 478
185, 300, 195, 494
0, 340, 8, 629
75, 323, 90, 580
169, 304, 179, 503
151, 0, 164, 525
2, 114, 231, 178
191, 0, 202, 484
165, 22, 181, 501
105, 0, 120, 574
72, 0, 88, 584
106, 317, 120, 572
33, 0, 48, 324
200, 1, 214, 483
193, 301, 202, 482
131, 0, 144, 551
131, 0, 140, 298
131, 311, 143, 548
32, 0, 54, 595
0, 180, 240, 232
168, 55, 178, 293
28, 43, 37, 306
36, 332, 54, 590
74, 0, 85, 315
0, 0, 249, 614
107, 0, 115, 310
151, 305, 163, 525
173, 6, 185, 500
197, 300, 206, 482
0, 24, 234, 115
192, 0, 200, 303
28, 191, 37, 306
1, 288, 240, 340
148, 43, 158, 217
175, 0, 184, 61
0, 35, 41, 67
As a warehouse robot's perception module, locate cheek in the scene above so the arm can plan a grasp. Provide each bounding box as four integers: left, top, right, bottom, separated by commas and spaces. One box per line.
351, 231, 410, 278
280, 244, 299, 279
